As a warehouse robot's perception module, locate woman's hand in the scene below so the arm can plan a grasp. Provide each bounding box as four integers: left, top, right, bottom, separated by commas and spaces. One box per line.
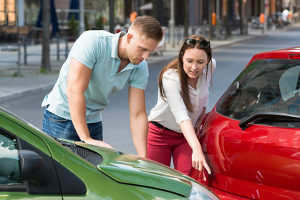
192, 149, 211, 174
180, 120, 211, 174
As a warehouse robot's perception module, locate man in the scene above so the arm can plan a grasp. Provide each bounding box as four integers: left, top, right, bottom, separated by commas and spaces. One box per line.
282, 9, 289, 25
42, 16, 163, 157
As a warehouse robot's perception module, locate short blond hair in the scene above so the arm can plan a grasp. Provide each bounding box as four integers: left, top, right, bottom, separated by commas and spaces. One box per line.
130, 16, 163, 42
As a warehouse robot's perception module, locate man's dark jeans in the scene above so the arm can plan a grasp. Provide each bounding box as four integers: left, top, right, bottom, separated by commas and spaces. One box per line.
42, 109, 103, 141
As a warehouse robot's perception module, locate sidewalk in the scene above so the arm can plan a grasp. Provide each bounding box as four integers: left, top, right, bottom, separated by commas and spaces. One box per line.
0, 25, 292, 104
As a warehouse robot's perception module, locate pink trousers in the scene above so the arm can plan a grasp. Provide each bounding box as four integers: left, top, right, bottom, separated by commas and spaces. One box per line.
146, 122, 192, 175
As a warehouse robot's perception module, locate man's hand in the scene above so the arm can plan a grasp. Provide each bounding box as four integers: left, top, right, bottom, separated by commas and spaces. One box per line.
84, 138, 113, 149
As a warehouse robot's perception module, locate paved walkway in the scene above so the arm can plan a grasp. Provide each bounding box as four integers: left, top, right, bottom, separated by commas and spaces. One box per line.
0, 25, 293, 104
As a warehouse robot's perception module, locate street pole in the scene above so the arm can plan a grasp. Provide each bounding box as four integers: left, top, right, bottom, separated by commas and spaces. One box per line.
79, 0, 85, 35
209, 0, 214, 39
244, 0, 248, 34
109, 0, 114, 33
169, 0, 175, 47
289, 0, 294, 19
184, 0, 189, 38
42, 0, 50, 72
216, 0, 220, 22
298, 0, 300, 22
135, 0, 140, 16
16, 0, 24, 76
17, 0, 24, 27
157, 0, 164, 25
263, 0, 268, 34
239, 0, 244, 35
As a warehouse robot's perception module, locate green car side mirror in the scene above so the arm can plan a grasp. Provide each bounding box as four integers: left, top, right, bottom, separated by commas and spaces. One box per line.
19, 150, 46, 186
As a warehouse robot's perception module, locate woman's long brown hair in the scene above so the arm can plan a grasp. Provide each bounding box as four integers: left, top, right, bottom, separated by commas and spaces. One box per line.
158, 35, 212, 113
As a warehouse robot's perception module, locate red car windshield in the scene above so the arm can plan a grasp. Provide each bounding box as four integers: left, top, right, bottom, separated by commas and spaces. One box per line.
216, 59, 300, 128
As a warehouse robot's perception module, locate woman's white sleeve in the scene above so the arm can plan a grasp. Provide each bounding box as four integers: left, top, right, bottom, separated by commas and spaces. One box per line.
162, 76, 190, 125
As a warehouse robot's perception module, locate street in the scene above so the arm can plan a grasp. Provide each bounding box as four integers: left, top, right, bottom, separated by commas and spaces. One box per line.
2, 27, 300, 154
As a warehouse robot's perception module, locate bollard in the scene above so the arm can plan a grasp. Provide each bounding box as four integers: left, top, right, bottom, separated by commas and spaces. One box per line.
259, 13, 265, 34
17, 38, 22, 76
56, 37, 60, 61
23, 37, 27, 65
65, 37, 69, 59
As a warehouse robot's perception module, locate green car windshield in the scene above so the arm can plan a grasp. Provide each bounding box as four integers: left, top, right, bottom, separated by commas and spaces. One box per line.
216, 59, 300, 128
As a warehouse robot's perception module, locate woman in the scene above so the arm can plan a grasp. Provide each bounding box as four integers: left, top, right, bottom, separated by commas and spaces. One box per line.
147, 35, 215, 175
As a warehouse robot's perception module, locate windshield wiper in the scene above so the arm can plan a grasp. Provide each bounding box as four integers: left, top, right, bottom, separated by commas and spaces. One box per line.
50, 136, 79, 151
239, 112, 300, 130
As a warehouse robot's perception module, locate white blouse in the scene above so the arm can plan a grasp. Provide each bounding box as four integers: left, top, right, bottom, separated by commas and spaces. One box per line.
148, 58, 216, 133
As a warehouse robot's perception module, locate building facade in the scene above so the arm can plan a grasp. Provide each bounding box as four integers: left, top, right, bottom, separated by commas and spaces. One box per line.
0, 0, 299, 33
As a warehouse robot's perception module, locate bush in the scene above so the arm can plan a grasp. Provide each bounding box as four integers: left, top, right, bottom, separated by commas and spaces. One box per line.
68, 14, 79, 37
95, 15, 104, 30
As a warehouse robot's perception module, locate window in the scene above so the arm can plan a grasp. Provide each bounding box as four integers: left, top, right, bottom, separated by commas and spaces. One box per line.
217, 59, 300, 128
0, 127, 86, 194
6, 0, 16, 26
0, 131, 22, 186
0, 0, 5, 25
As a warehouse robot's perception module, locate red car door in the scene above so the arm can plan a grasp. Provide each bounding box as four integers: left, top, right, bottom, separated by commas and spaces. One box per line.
193, 55, 300, 200
201, 111, 300, 200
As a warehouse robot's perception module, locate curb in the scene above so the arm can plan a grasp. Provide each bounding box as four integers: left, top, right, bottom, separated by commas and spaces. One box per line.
212, 34, 266, 50
0, 84, 54, 104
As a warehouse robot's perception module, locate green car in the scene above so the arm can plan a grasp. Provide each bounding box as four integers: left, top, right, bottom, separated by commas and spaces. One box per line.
0, 107, 218, 200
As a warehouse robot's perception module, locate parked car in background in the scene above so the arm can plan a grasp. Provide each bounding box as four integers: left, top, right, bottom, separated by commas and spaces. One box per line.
190, 47, 300, 200
0, 107, 219, 200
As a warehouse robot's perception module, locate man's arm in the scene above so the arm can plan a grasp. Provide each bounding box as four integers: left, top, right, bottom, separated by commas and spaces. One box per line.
128, 86, 148, 157
67, 58, 112, 148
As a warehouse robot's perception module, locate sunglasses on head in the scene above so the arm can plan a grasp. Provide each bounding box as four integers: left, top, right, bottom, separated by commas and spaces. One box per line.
185, 39, 210, 48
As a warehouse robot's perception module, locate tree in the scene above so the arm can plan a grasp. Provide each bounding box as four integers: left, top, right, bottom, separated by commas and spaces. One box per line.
184, 0, 189, 38
239, 0, 245, 35
41, 0, 50, 72
95, 15, 104, 30
68, 14, 79, 38
109, 0, 114, 33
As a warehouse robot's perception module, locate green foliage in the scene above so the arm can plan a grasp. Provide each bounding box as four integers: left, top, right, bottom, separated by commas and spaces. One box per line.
40, 67, 46, 73
84, 14, 89, 30
95, 15, 104, 30
68, 14, 79, 37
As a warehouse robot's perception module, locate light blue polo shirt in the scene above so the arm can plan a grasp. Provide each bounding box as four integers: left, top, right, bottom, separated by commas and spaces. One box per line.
42, 30, 149, 123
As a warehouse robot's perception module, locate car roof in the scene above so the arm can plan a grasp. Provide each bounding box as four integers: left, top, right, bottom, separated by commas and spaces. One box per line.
250, 46, 300, 62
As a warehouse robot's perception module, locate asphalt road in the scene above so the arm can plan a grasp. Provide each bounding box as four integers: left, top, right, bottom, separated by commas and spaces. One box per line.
2, 27, 300, 154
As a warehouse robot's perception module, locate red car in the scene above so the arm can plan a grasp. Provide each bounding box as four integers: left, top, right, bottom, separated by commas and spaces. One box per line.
190, 47, 300, 200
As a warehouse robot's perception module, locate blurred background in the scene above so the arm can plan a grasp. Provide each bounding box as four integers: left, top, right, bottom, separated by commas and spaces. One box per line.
1, 0, 300, 72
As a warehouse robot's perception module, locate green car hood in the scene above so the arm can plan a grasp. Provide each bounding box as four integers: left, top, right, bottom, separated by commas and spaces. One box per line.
78, 143, 192, 197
